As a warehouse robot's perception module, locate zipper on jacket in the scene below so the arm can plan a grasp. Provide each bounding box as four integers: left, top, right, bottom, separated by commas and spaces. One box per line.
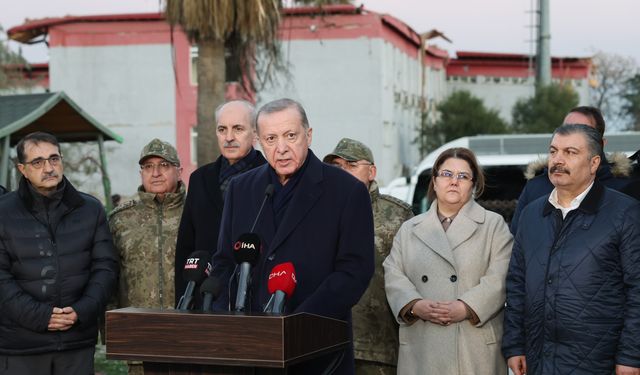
541, 209, 577, 359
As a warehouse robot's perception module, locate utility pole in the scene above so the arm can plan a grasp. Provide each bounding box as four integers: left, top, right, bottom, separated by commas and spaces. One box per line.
536, 0, 551, 88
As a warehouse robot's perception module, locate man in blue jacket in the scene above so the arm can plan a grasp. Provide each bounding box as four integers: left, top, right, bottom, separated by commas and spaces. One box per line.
212, 98, 375, 374
503, 124, 640, 375
0, 132, 118, 374
510, 106, 632, 234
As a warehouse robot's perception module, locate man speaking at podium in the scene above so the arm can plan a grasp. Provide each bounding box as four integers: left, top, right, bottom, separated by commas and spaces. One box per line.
213, 98, 374, 374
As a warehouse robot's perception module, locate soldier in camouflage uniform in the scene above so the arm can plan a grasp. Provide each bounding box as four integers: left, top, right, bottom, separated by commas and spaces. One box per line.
324, 138, 414, 375
109, 139, 185, 375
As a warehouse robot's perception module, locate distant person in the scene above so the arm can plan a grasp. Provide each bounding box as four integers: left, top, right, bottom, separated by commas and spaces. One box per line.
175, 100, 266, 307
109, 138, 185, 374
384, 147, 512, 375
212, 98, 374, 374
511, 106, 632, 233
503, 125, 640, 375
0, 132, 118, 375
324, 138, 413, 374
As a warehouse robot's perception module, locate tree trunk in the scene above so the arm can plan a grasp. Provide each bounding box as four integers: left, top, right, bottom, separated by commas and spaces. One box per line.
196, 38, 226, 166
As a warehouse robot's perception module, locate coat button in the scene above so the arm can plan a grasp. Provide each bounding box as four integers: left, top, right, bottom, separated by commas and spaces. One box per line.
421, 275, 428, 283
450, 275, 457, 282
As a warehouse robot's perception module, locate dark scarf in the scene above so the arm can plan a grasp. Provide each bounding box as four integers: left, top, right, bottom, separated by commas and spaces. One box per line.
219, 148, 258, 197
268, 153, 310, 229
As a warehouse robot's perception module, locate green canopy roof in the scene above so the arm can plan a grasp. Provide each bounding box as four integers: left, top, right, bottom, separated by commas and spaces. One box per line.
0, 91, 123, 145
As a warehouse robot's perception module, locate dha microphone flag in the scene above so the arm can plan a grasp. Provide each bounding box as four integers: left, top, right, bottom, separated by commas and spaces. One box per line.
176, 250, 212, 310
200, 275, 222, 312
233, 233, 261, 312
264, 262, 296, 314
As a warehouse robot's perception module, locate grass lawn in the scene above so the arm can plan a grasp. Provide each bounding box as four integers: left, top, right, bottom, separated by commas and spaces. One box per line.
94, 344, 127, 375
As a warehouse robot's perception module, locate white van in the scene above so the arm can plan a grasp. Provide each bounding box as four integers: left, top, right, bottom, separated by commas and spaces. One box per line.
384, 132, 640, 223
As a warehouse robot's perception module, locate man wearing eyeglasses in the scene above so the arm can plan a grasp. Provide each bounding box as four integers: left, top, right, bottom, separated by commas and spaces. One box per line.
108, 138, 184, 374
0, 131, 118, 374
175, 100, 266, 308
324, 138, 413, 375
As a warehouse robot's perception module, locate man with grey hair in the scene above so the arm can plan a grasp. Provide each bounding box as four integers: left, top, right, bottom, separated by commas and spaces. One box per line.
510, 106, 633, 234
175, 100, 266, 307
503, 124, 640, 375
212, 98, 374, 374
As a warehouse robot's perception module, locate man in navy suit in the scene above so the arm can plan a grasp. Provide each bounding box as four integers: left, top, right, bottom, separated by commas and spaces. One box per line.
175, 100, 266, 306
212, 98, 375, 374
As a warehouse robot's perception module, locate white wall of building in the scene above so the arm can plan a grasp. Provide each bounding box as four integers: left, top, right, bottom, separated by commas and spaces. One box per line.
258, 37, 441, 185
50, 44, 176, 199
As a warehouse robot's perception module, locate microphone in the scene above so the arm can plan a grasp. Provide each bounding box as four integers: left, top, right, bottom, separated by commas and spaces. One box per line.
200, 275, 222, 312
230, 184, 273, 312
176, 251, 212, 311
233, 233, 261, 312
250, 184, 274, 232
264, 262, 297, 314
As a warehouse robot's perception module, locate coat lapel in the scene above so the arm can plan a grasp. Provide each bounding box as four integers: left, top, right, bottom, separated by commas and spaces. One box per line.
267, 153, 323, 254
446, 200, 484, 251
412, 203, 457, 267
204, 157, 224, 211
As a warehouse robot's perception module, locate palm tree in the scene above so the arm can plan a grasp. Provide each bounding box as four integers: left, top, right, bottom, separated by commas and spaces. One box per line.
164, 0, 281, 166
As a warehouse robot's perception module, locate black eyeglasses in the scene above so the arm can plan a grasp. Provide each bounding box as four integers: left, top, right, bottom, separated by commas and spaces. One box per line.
22, 155, 62, 169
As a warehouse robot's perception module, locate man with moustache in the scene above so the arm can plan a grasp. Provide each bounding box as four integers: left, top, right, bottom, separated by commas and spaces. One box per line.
212, 98, 374, 374
0, 132, 118, 374
503, 124, 640, 375
510, 106, 632, 233
175, 100, 266, 307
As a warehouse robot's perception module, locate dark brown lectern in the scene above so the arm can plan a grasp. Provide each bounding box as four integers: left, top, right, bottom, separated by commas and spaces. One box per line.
106, 307, 349, 374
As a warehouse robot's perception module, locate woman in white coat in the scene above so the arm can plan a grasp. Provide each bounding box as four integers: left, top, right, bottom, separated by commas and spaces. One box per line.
384, 147, 512, 375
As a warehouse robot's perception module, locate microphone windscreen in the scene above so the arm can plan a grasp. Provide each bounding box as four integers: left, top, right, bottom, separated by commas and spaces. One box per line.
199, 275, 222, 297
182, 250, 212, 283
233, 233, 261, 265
267, 262, 297, 297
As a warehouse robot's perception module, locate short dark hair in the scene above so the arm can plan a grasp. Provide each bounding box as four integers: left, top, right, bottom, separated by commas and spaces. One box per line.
427, 147, 485, 202
552, 124, 603, 158
567, 106, 605, 137
16, 132, 61, 163
255, 98, 309, 133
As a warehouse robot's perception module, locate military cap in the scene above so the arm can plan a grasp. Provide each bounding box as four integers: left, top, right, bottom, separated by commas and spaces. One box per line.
139, 138, 180, 165
323, 138, 374, 164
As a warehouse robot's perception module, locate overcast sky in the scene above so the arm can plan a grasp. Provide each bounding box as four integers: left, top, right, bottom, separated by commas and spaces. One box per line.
1, 0, 639, 64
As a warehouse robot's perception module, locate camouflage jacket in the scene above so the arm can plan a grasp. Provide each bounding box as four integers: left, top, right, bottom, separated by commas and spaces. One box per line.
352, 181, 414, 365
108, 183, 185, 310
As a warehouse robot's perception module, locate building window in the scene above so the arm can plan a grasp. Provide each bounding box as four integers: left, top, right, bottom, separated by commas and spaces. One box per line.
190, 46, 198, 86
190, 126, 198, 165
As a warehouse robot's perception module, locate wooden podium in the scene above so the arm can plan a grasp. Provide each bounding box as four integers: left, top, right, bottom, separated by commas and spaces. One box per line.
105, 308, 350, 374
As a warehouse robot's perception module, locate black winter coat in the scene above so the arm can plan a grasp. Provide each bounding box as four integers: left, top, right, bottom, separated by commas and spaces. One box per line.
174, 151, 266, 305
0, 177, 118, 355
502, 181, 640, 374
